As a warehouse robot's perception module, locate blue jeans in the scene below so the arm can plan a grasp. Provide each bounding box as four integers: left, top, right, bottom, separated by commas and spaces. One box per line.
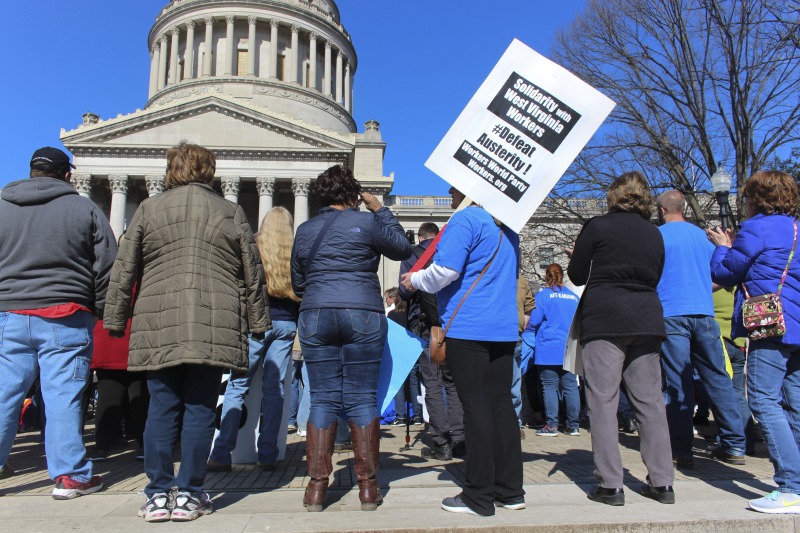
726, 339, 757, 453
511, 342, 522, 425
660, 315, 745, 457
297, 362, 310, 430
0, 311, 94, 482
144, 364, 222, 497
747, 340, 800, 493
538, 365, 580, 430
299, 308, 387, 428
210, 321, 297, 464
288, 360, 303, 426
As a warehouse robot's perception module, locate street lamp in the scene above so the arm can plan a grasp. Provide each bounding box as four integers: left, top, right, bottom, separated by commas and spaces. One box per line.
710, 166, 733, 231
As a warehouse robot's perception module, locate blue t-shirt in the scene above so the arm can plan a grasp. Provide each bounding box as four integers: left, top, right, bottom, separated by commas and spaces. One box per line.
434, 207, 520, 341
526, 286, 580, 366
657, 221, 715, 317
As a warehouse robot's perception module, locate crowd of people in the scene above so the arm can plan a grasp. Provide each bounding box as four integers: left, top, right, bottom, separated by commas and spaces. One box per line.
1, 142, 799, 521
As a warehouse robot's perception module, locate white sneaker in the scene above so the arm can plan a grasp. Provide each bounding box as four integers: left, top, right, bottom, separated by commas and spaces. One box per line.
298, 428, 307, 437
749, 490, 800, 514
138, 491, 174, 522
170, 491, 213, 521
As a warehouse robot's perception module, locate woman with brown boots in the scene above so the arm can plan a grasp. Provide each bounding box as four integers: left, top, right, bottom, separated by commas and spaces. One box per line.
290, 165, 411, 511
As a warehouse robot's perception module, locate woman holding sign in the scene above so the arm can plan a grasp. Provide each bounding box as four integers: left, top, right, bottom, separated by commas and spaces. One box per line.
567, 171, 674, 506
402, 186, 524, 517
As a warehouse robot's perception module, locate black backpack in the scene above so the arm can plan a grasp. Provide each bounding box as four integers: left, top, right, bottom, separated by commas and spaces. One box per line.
409, 244, 441, 329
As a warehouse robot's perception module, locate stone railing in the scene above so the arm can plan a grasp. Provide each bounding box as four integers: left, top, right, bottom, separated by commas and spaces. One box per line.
385, 196, 452, 209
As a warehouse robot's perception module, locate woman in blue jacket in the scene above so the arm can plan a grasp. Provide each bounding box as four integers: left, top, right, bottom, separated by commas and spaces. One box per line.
527, 264, 581, 437
707, 170, 800, 514
291, 165, 410, 512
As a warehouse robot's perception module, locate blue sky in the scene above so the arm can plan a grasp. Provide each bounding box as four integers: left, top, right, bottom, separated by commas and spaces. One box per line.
2, 0, 588, 193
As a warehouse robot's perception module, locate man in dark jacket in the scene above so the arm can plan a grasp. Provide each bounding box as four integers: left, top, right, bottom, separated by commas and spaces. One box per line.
398, 222, 465, 460
0, 147, 117, 499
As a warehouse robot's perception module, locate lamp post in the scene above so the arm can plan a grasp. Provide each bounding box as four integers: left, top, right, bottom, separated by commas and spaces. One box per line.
710, 166, 733, 231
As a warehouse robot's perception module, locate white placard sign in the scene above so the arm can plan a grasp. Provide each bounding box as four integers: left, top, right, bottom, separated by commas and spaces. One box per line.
425, 39, 616, 233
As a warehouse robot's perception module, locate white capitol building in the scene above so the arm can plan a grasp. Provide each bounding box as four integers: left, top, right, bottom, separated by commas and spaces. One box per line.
56, 0, 600, 291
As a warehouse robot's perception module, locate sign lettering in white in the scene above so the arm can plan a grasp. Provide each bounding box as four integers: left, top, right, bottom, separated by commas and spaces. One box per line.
425, 39, 616, 233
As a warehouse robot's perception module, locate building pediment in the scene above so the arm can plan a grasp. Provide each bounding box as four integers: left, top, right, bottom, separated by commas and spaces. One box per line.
61, 93, 356, 154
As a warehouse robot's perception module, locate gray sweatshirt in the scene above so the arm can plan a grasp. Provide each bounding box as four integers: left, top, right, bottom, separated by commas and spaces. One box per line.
0, 177, 117, 316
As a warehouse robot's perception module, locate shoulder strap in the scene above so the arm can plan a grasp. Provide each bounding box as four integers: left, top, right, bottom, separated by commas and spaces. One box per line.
742, 219, 798, 299
441, 229, 504, 338
304, 210, 343, 277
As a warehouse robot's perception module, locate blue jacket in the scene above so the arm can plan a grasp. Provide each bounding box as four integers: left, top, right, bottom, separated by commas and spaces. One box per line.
291, 206, 411, 313
526, 286, 580, 366
710, 213, 800, 348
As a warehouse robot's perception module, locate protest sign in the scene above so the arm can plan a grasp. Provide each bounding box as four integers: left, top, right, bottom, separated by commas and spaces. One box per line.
425, 39, 616, 233
377, 319, 426, 416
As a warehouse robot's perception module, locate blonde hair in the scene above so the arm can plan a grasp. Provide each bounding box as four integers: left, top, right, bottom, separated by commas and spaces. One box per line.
257, 207, 300, 301
164, 141, 216, 189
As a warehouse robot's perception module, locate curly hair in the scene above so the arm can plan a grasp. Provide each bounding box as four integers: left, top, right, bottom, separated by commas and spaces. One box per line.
606, 171, 654, 219
741, 170, 799, 217
544, 263, 564, 289
314, 165, 361, 207
164, 141, 216, 189
257, 207, 300, 302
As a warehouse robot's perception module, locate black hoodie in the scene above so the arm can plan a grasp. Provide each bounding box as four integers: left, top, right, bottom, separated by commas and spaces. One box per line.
0, 177, 117, 316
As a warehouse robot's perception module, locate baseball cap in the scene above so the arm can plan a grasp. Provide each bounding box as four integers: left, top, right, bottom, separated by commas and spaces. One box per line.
30, 147, 76, 170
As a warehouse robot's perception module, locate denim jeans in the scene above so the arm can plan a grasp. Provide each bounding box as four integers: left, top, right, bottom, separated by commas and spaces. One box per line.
0, 311, 94, 482
747, 340, 800, 493
297, 362, 310, 430
210, 321, 297, 465
538, 365, 580, 430
660, 315, 745, 458
144, 364, 222, 497
511, 342, 523, 425
299, 308, 387, 428
288, 360, 303, 426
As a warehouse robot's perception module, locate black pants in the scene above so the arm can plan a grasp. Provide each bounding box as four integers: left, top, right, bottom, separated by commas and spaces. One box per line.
446, 338, 524, 516
94, 369, 149, 450
418, 349, 464, 446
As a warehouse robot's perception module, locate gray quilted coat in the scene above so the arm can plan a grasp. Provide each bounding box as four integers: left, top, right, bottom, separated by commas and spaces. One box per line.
103, 183, 270, 372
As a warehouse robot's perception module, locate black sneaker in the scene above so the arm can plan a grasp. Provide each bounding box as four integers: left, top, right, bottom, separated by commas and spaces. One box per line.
494, 496, 526, 510
170, 491, 213, 521
442, 493, 480, 515
390, 417, 407, 426
421, 442, 452, 461
412, 416, 424, 425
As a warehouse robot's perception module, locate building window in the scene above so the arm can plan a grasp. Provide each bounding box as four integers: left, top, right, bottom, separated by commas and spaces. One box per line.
539, 247, 554, 269
237, 50, 248, 76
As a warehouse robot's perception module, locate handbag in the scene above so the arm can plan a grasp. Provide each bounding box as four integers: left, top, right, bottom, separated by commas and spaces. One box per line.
429, 230, 504, 364
741, 220, 797, 340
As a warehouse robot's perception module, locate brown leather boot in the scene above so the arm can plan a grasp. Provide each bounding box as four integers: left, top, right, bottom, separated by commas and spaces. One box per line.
349, 418, 383, 511
303, 421, 337, 512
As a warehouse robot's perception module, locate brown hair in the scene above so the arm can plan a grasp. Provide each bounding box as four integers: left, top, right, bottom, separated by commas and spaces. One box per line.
607, 171, 654, 219
257, 207, 300, 302
164, 141, 216, 189
315, 165, 361, 207
545, 263, 564, 289
741, 170, 799, 217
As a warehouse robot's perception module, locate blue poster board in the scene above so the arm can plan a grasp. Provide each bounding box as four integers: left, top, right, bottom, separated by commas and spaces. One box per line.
377, 320, 426, 415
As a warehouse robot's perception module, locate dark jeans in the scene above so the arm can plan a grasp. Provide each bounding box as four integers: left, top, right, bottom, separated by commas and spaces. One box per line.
144, 364, 222, 497
538, 365, 580, 430
661, 315, 746, 458
288, 360, 303, 426
418, 346, 464, 446
394, 360, 421, 419
726, 339, 757, 453
447, 338, 524, 516
94, 369, 149, 450
299, 308, 387, 428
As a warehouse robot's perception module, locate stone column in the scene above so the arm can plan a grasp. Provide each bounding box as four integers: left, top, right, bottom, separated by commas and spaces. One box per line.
108, 175, 129, 239
291, 178, 310, 231
289, 25, 299, 84
248, 16, 257, 76
185, 21, 196, 79
308, 32, 317, 90
335, 50, 343, 104
344, 60, 352, 113
157, 35, 168, 89
145, 175, 165, 196
323, 41, 332, 96
71, 174, 92, 199
149, 44, 160, 97
204, 16, 214, 77
269, 19, 279, 79
222, 176, 240, 203
225, 15, 235, 75
256, 177, 275, 226
169, 27, 180, 84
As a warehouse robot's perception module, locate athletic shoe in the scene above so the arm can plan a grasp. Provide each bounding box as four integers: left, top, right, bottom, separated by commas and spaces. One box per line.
749, 490, 800, 514
535, 425, 559, 437
441, 494, 479, 515
494, 496, 526, 510
565, 427, 580, 436
52, 475, 103, 500
298, 428, 307, 438
170, 491, 214, 521
412, 416, 424, 425
390, 417, 407, 426
709, 444, 746, 465
138, 491, 174, 522
287, 423, 298, 433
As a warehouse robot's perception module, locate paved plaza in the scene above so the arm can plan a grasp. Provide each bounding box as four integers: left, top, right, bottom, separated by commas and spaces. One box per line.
0, 421, 794, 532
